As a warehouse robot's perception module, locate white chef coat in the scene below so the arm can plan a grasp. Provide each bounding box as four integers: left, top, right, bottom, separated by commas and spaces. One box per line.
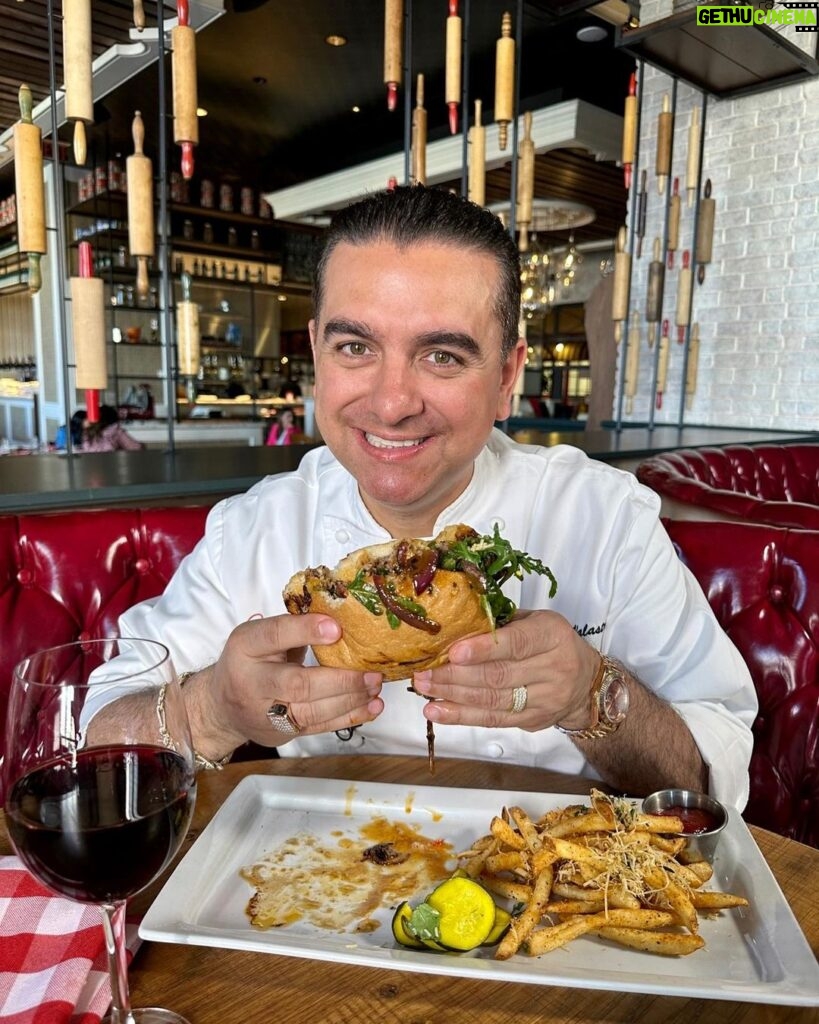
120, 429, 757, 809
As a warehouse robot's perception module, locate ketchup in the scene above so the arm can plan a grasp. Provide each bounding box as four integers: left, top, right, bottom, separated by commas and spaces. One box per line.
658, 805, 719, 835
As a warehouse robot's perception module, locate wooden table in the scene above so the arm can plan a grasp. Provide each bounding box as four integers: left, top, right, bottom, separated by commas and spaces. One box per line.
4, 756, 819, 1023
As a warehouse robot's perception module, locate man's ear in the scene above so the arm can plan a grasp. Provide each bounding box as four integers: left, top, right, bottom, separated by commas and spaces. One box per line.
495, 338, 527, 421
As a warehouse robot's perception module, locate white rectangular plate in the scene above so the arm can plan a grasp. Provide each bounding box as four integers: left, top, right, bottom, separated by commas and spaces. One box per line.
140, 775, 819, 1006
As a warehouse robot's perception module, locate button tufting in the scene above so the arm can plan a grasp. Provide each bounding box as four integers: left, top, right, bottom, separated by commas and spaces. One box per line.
135, 557, 150, 575
78, 631, 91, 642
335, 529, 351, 544
16, 568, 33, 586
769, 584, 785, 604
486, 741, 504, 758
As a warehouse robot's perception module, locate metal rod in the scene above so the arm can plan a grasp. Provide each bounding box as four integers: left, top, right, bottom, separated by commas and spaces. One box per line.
614, 60, 644, 432
403, 0, 413, 186
676, 89, 708, 428
156, 0, 176, 453
46, 0, 75, 455
460, 0, 471, 199
507, 0, 524, 239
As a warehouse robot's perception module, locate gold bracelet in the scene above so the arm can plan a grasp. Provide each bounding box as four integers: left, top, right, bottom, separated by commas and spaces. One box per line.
178, 670, 232, 771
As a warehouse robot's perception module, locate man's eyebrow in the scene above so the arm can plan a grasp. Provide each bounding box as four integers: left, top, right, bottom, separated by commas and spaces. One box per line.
417, 331, 482, 358
322, 318, 375, 340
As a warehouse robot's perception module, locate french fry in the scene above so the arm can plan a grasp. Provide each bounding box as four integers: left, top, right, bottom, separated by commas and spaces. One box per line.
490, 815, 527, 851
689, 890, 749, 910
596, 927, 705, 956
486, 850, 529, 876
496, 864, 554, 960
478, 873, 533, 903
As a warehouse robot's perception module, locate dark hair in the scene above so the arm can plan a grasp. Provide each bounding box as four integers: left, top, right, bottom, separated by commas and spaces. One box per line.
312, 185, 521, 359
85, 404, 119, 441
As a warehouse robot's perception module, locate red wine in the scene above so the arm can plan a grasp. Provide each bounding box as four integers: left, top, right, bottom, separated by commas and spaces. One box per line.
6, 745, 196, 903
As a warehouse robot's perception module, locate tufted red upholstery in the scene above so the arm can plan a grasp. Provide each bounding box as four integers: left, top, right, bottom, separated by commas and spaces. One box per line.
637, 444, 819, 528
0, 506, 210, 776
664, 518, 819, 848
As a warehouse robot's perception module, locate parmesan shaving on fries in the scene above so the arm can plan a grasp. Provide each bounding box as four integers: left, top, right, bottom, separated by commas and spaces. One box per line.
457, 790, 748, 960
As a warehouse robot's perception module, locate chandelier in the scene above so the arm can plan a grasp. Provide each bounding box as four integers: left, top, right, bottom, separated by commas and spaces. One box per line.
520, 235, 554, 318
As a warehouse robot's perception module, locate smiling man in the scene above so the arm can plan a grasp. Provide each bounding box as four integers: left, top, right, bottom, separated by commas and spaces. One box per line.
119, 186, 756, 808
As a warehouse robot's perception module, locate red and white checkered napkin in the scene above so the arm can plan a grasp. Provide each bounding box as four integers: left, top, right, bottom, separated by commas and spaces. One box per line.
0, 856, 141, 1024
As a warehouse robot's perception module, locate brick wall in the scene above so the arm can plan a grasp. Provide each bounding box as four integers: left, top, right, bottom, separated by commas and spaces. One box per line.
618, 2, 819, 429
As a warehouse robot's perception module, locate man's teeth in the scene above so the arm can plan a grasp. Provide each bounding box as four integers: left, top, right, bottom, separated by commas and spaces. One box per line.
366, 434, 423, 449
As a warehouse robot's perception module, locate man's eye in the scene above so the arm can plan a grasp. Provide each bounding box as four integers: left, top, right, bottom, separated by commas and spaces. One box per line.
340, 341, 368, 356
430, 351, 458, 365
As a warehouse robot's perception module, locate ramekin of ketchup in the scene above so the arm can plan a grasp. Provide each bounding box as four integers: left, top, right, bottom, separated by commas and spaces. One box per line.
642, 788, 728, 859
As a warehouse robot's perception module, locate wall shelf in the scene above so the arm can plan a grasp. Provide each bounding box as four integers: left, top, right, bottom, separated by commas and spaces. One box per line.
616, 8, 819, 98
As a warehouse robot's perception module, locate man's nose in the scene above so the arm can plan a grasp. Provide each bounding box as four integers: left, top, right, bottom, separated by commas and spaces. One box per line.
370, 361, 424, 422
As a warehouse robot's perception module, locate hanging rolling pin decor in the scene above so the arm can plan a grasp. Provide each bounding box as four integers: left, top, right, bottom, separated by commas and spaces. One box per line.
695, 179, 716, 284
172, 0, 199, 180
411, 74, 427, 185
13, 85, 47, 295
611, 226, 631, 345
71, 240, 107, 424
468, 99, 486, 207
177, 271, 200, 377
667, 177, 681, 270
126, 111, 155, 300
655, 93, 673, 196
63, 0, 94, 166
445, 0, 462, 135
621, 71, 637, 192
133, 0, 145, 31
384, 0, 403, 111
494, 11, 515, 151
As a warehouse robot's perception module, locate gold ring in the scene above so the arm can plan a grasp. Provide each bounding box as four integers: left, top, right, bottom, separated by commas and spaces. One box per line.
266, 702, 301, 735
510, 686, 528, 714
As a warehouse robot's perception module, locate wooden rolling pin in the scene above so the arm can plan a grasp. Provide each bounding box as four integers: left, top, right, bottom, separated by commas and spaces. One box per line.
516, 110, 535, 252
655, 93, 673, 196
676, 250, 693, 343
468, 99, 486, 207
126, 111, 154, 300
624, 310, 640, 414
446, 0, 461, 135
667, 176, 681, 269
384, 0, 403, 112
13, 85, 46, 295
71, 240, 107, 422
696, 178, 716, 284
172, 0, 199, 180
687, 106, 700, 209
494, 12, 515, 151
646, 237, 664, 347
411, 73, 427, 185
133, 0, 145, 31
63, 0, 94, 166
177, 271, 200, 376
621, 71, 637, 191
686, 322, 700, 410
612, 226, 631, 344
656, 319, 670, 409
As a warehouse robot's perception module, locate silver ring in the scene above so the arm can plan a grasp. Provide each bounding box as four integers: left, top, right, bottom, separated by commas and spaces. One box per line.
510, 686, 528, 714
266, 702, 301, 735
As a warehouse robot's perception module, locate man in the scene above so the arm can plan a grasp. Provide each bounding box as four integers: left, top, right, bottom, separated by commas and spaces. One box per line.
121, 186, 756, 806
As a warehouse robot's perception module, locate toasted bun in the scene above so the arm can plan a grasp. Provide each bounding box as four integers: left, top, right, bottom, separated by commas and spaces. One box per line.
283, 525, 492, 680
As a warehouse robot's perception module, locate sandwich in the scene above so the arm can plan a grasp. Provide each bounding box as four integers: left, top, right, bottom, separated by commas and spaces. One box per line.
282, 524, 557, 681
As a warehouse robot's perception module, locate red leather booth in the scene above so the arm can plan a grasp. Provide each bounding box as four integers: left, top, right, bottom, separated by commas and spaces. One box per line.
1, 505, 817, 846
637, 444, 819, 529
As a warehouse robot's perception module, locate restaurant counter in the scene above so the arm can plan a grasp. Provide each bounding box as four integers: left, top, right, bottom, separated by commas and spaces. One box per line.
0, 425, 817, 513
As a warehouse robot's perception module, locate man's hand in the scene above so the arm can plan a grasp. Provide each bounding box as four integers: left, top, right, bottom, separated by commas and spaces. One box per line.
410, 609, 597, 731
183, 613, 384, 760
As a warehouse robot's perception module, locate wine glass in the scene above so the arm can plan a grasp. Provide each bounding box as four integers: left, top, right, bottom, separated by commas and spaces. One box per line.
3, 638, 197, 1024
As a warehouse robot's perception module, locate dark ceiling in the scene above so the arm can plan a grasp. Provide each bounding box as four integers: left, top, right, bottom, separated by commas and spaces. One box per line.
0, 0, 635, 244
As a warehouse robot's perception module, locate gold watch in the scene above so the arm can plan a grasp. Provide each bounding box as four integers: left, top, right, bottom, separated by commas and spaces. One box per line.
555, 655, 630, 740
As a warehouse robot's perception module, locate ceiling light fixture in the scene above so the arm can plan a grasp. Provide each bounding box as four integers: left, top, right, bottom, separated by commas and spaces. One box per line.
576, 24, 608, 42
352, 105, 361, 113
325, 33, 347, 46
196, 107, 207, 117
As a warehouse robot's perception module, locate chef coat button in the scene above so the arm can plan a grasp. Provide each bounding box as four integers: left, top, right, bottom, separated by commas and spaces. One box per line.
335, 529, 351, 544
490, 517, 506, 533
486, 742, 504, 758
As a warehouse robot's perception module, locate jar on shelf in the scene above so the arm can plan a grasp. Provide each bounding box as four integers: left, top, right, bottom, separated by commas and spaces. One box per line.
200, 179, 215, 208
183, 218, 194, 240
227, 227, 238, 247
241, 187, 254, 216
203, 222, 214, 244
219, 184, 234, 212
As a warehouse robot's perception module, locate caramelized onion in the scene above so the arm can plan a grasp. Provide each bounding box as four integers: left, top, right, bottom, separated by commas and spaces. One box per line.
372, 574, 441, 634
412, 548, 439, 595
